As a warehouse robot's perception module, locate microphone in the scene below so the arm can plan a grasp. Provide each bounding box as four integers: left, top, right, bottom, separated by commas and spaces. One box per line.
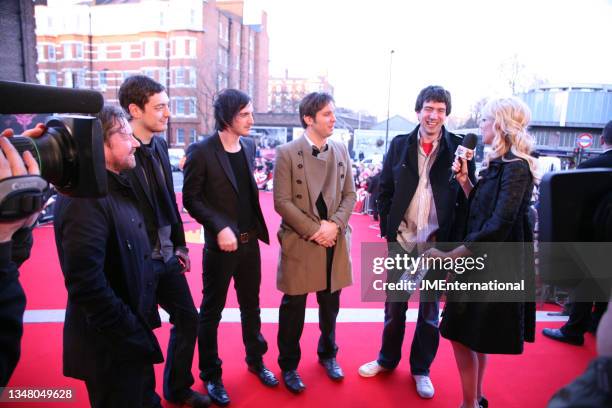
450, 133, 478, 182
0, 80, 104, 114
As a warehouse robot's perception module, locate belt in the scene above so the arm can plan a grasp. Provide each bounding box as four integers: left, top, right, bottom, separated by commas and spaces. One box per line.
239, 230, 258, 244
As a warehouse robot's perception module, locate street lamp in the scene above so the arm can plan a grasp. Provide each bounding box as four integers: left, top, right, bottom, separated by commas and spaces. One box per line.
384, 49, 395, 153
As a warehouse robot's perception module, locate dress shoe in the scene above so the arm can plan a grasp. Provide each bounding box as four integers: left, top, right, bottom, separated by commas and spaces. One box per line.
358, 360, 390, 377
282, 370, 305, 394
319, 358, 344, 381
171, 390, 211, 408
248, 364, 279, 387
206, 379, 230, 406
542, 328, 584, 346
478, 396, 488, 408
413, 375, 434, 399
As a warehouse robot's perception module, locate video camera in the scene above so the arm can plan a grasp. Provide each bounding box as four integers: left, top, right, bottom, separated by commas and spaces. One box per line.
0, 80, 106, 221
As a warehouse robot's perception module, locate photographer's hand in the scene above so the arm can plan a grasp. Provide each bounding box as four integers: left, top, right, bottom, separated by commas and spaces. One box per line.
0, 134, 42, 242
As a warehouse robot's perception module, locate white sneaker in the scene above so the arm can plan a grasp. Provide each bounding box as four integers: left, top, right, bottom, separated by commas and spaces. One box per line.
358, 360, 388, 377
413, 375, 435, 398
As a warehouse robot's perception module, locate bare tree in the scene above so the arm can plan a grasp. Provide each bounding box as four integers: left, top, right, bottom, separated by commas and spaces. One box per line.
498, 54, 548, 95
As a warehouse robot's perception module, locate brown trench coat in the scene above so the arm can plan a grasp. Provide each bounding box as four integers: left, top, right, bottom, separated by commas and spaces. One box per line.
273, 136, 357, 295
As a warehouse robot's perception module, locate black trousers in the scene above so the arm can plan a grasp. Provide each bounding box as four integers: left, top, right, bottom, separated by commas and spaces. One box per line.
149, 258, 199, 401
85, 360, 157, 408
562, 302, 609, 336
198, 240, 267, 380
0, 270, 26, 387
277, 246, 339, 372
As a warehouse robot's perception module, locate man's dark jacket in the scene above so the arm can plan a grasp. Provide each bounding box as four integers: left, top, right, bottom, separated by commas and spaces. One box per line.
54, 172, 163, 381
378, 125, 476, 243
126, 136, 187, 249
182, 133, 269, 246
578, 149, 612, 169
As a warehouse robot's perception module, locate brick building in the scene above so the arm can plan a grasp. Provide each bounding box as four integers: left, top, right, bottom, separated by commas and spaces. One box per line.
268, 72, 334, 114
34, 0, 269, 147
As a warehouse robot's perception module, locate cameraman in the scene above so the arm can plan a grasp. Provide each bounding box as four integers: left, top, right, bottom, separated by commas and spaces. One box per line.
0, 124, 45, 387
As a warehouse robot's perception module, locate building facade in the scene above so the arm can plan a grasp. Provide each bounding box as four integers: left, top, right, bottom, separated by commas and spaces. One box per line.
268, 73, 334, 114
35, 0, 269, 147
520, 84, 612, 162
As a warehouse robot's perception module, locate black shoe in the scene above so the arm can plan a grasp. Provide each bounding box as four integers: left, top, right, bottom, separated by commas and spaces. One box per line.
478, 396, 488, 408
206, 379, 230, 406
173, 390, 211, 408
542, 328, 584, 346
318, 358, 344, 381
248, 364, 279, 387
282, 370, 305, 394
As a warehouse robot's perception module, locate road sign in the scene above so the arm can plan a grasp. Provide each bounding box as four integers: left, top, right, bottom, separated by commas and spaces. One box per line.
576, 133, 593, 149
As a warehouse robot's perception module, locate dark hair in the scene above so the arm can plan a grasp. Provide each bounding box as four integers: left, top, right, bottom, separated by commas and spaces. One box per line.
213, 89, 251, 131
118, 75, 165, 117
602, 120, 612, 146
414, 85, 452, 115
299, 92, 334, 128
95, 104, 128, 143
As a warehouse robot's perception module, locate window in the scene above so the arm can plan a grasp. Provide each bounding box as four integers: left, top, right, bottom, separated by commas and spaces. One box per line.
160, 68, 167, 84
143, 40, 154, 58
190, 9, 196, 25
176, 99, 185, 115
49, 72, 57, 86
64, 71, 73, 88
75, 71, 85, 88
75, 43, 83, 59
48, 45, 56, 61
189, 68, 196, 86
63, 43, 72, 60
190, 99, 196, 115
99, 70, 108, 87
98, 44, 106, 60
186, 39, 195, 57
249, 32, 255, 51
37, 71, 46, 85
190, 129, 197, 143
176, 68, 185, 85
143, 69, 155, 80
122, 43, 131, 59
218, 20, 223, 40
176, 128, 185, 144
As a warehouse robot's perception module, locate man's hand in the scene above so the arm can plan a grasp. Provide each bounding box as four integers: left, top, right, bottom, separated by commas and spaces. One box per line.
309, 220, 338, 248
175, 248, 191, 273
0, 134, 42, 242
217, 226, 238, 252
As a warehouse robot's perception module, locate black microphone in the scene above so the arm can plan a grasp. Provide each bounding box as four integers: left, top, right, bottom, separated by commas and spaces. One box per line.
450, 133, 478, 182
0, 80, 104, 114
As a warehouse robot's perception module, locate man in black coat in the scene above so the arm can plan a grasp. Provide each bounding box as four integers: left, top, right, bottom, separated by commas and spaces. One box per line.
543, 119, 612, 345
183, 89, 277, 406
358, 86, 475, 400
54, 106, 164, 407
118, 76, 208, 407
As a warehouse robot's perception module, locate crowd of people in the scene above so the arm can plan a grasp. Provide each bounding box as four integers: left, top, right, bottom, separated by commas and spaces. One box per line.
0, 79, 610, 408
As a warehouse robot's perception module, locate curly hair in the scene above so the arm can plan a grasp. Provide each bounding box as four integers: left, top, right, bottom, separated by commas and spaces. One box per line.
481, 97, 539, 183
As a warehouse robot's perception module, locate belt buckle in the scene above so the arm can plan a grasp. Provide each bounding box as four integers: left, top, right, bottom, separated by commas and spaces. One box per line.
239, 232, 249, 244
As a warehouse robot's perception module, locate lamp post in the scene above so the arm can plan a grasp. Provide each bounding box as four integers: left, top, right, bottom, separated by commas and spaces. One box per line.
384, 49, 395, 153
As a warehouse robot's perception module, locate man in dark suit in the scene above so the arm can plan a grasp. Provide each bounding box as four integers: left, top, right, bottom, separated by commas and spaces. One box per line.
118, 76, 208, 408
54, 105, 164, 407
183, 89, 278, 406
358, 86, 475, 400
543, 119, 612, 345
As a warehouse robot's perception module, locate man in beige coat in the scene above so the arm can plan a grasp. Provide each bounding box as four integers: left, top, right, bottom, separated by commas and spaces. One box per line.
273, 92, 356, 394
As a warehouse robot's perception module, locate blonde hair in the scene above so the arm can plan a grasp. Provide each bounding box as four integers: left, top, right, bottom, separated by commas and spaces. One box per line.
481, 97, 539, 183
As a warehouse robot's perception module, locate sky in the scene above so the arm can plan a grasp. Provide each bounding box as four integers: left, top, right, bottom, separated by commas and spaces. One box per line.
257, 0, 612, 122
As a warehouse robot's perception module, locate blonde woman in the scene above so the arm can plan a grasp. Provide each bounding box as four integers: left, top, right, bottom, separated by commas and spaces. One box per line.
425, 97, 538, 408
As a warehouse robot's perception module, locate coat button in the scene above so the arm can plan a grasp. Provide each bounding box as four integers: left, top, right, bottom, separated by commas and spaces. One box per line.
297, 164, 303, 169
341, 174, 344, 178
298, 151, 303, 156
296, 194, 302, 199
296, 179, 302, 184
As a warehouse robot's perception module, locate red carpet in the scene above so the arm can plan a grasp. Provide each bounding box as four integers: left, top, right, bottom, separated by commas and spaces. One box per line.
5, 191, 597, 407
